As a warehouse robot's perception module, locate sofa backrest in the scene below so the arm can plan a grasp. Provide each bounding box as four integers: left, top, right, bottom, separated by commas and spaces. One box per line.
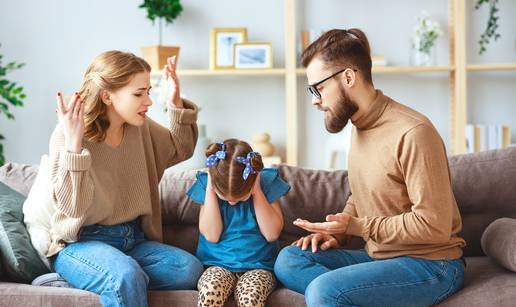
447, 147, 516, 256
160, 147, 516, 257
1, 147, 515, 258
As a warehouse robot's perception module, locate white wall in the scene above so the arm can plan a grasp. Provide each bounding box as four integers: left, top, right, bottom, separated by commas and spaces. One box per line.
0, 0, 515, 169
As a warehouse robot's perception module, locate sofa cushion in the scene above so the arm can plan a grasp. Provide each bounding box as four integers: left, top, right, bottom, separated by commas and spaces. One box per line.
437, 257, 516, 306
0, 182, 50, 283
0, 281, 101, 306
448, 148, 516, 256
0, 251, 3, 280
480, 218, 516, 272
0, 162, 38, 196
22, 155, 54, 269
0, 281, 305, 307
2, 258, 515, 307
274, 164, 358, 248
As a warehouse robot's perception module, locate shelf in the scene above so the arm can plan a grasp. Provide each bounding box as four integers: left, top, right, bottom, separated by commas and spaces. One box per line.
148, 0, 510, 164
373, 66, 454, 73
151, 68, 286, 77
466, 63, 516, 71
296, 66, 454, 76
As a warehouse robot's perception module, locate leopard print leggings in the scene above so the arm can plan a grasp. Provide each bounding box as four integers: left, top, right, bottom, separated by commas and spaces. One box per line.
197, 266, 276, 307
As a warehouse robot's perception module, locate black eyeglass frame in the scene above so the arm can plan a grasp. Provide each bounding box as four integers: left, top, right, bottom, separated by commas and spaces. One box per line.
306, 68, 358, 99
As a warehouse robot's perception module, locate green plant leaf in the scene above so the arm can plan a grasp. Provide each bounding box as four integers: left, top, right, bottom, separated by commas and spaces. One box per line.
0, 46, 27, 126
476, 0, 501, 55
139, 0, 183, 25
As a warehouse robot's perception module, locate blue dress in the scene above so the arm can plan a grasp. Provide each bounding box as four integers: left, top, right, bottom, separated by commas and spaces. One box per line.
186, 168, 290, 272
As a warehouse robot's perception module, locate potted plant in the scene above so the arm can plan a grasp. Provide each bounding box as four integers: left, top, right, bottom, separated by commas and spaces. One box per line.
139, 0, 183, 71
0, 46, 27, 166
410, 11, 442, 66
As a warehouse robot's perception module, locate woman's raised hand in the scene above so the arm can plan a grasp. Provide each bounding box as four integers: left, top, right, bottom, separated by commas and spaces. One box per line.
162, 56, 183, 109
56, 92, 84, 153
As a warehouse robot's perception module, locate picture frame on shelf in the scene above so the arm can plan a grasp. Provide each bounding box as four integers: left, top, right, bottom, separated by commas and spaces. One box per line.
233, 42, 272, 69
210, 27, 247, 70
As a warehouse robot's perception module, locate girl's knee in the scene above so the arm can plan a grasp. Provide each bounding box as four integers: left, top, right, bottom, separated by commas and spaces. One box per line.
198, 267, 236, 307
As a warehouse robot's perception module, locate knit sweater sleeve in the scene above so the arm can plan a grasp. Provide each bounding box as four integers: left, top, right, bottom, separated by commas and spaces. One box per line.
342, 194, 358, 217
333, 194, 357, 246
345, 124, 456, 245
147, 99, 199, 169
49, 125, 94, 218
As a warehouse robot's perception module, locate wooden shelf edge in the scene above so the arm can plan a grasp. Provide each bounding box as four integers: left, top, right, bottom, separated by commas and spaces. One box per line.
466, 63, 516, 71
151, 68, 287, 77
296, 66, 454, 75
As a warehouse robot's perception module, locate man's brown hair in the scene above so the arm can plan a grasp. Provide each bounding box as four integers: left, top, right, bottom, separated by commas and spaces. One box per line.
301, 28, 373, 84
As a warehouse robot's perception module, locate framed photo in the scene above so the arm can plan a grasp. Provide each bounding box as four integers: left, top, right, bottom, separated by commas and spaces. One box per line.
233, 42, 272, 69
210, 28, 247, 70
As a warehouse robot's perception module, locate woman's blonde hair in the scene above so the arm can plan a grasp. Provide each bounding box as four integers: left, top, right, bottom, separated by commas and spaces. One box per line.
79, 50, 151, 142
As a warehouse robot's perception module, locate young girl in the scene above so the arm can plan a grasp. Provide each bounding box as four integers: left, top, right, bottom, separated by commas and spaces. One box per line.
48, 51, 203, 306
187, 139, 290, 307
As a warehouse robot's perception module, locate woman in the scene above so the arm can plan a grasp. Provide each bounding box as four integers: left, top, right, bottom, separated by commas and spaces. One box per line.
48, 51, 203, 307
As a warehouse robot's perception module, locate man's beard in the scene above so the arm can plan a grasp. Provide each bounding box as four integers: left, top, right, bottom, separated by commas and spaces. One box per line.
324, 84, 359, 133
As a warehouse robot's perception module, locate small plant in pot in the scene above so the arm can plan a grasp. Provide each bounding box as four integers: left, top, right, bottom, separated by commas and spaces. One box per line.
139, 0, 183, 71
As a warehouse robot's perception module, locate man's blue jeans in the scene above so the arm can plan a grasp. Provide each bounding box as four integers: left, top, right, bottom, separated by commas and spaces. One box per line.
274, 246, 465, 307
53, 219, 203, 307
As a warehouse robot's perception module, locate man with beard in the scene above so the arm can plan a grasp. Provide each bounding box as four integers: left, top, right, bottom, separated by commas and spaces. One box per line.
274, 29, 466, 306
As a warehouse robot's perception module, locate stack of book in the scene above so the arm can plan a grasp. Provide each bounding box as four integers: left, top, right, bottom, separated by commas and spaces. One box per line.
465, 124, 511, 153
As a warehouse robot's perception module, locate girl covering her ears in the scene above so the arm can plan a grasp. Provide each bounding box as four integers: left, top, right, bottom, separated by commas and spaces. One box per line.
186, 138, 291, 307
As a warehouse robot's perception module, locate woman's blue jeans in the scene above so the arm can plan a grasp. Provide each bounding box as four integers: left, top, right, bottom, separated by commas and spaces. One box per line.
53, 220, 203, 307
274, 246, 465, 307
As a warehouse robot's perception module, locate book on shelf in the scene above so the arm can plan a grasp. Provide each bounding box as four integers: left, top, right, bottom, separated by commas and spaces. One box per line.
301, 31, 310, 51
300, 30, 324, 50
465, 124, 511, 153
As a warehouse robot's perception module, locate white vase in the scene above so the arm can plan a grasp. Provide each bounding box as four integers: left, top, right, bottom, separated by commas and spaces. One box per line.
191, 124, 211, 168
411, 47, 436, 66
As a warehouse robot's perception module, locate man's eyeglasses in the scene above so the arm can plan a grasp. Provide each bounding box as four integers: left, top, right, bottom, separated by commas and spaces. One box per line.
306, 68, 357, 99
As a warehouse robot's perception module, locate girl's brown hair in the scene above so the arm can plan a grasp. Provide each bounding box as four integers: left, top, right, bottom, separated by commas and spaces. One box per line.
205, 139, 264, 199
301, 28, 373, 84
79, 50, 151, 142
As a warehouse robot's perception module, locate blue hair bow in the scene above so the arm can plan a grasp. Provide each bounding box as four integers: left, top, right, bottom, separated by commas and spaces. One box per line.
234, 151, 260, 180
205, 143, 226, 167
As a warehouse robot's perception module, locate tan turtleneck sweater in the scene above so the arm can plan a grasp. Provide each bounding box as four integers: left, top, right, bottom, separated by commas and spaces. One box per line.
342, 90, 465, 260
47, 100, 198, 256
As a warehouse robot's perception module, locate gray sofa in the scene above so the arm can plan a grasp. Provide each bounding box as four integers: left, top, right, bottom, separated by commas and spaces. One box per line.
1, 147, 516, 307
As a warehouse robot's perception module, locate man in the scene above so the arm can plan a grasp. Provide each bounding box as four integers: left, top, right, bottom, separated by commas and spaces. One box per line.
274, 28, 466, 307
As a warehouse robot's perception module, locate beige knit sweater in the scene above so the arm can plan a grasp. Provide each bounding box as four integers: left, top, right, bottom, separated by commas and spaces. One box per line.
47, 100, 198, 256
343, 90, 466, 260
